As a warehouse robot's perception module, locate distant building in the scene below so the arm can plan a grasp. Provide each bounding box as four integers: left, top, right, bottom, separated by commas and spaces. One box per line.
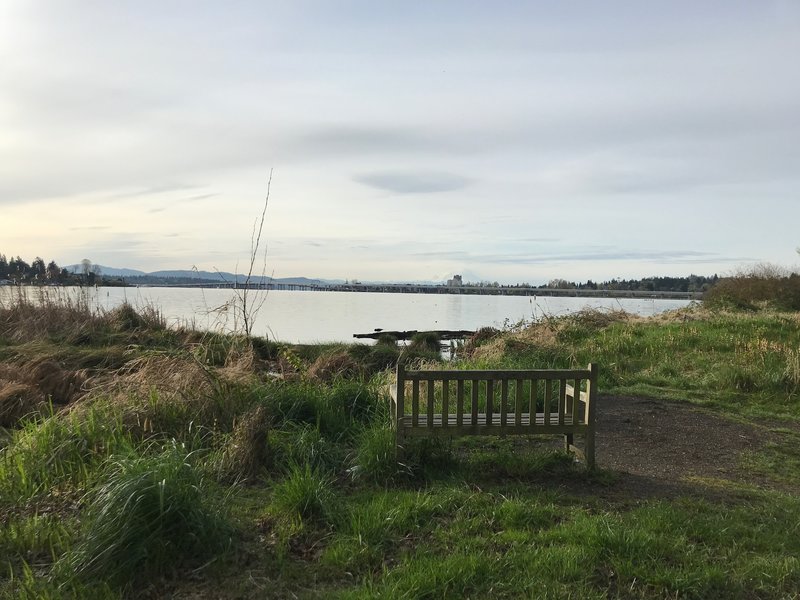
447, 274, 463, 287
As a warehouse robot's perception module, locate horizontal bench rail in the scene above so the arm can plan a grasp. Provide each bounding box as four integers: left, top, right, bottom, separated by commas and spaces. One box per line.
403, 368, 592, 381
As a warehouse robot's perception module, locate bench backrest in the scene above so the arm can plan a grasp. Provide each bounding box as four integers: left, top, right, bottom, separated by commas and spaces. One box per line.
394, 363, 598, 430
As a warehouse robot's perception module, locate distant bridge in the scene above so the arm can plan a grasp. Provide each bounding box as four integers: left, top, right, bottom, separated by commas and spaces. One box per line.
154, 281, 703, 300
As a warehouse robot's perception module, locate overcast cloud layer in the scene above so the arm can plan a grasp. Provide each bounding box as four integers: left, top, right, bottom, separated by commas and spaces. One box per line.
1, 1, 798, 283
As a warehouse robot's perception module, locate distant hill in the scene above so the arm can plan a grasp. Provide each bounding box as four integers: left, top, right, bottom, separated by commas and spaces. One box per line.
65, 264, 146, 277
63, 264, 441, 287
144, 271, 325, 286
64, 265, 331, 286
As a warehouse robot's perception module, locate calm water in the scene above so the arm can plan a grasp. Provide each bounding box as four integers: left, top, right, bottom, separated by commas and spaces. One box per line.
1, 286, 693, 344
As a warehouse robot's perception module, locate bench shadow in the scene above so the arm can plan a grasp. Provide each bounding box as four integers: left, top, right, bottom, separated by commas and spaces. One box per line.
401, 434, 769, 507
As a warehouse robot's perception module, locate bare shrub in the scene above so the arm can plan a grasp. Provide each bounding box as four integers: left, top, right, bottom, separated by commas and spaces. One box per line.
705, 263, 800, 311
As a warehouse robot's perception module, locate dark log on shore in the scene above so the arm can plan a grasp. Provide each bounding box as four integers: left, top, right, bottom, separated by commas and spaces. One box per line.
353, 330, 475, 341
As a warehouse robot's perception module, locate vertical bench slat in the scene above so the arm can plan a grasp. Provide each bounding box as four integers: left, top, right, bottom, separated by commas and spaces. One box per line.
486, 379, 494, 426
515, 379, 523, 426
427, 380, 435, 428
500, 379, 508, 427
544, 379, 553, 425
572, 378, 581, 425
396, 365, 405, 425
471, 380, 479, 428
457, 380, 464, 427
558, 378, 566, 425
412, 379, 420, 427
530, 379, 537, 426
442, 379, 449, 428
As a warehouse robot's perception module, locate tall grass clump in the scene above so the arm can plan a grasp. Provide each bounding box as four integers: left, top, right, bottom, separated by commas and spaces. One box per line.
214, 404, 271, 484
0, 406, 132, 504
270, 423, 342, 473
0, 514, 74, 576
347, 343, 401, 376
0, 287, 99, 344
66, 445, 231, 588
408, 332, 441, 354
349, 423, 406, 484
107, 301, 165, 333
271, 462, 338, 525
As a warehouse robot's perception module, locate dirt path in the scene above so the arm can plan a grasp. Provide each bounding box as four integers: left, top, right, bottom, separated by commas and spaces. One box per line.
590, 395, 796, 500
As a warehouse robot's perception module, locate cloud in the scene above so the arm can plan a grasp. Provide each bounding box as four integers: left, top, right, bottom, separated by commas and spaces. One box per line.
109, 183, 200, 199
408, 248, 749, 265
354, 171, 472, 194
180, 193, 219, 202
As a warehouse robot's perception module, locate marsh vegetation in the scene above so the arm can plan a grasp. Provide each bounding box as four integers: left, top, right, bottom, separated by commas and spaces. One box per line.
1, 282, 799, 598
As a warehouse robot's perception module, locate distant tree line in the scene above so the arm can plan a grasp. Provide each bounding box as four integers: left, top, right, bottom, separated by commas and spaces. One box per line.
541, 274, 719, 293
0, 253, 123, 286
124, 275, 223, 286
464, 274, 719, 293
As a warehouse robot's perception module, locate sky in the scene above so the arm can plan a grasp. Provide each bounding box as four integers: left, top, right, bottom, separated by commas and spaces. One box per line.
1, 1, 799, 284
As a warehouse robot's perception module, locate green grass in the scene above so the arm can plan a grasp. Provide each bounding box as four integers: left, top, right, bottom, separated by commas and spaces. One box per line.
3, 301, 800, 597
0, 405, 133, 505
470, 309, 800, 418
65, 444, 232, 588
270, 462, 338, 525
740, 428, 800, 487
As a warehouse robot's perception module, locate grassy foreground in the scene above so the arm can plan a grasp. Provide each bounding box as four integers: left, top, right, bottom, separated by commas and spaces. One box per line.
1, 294, 800, 598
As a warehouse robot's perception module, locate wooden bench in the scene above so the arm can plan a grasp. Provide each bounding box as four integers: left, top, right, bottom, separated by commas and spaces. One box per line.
389, 363, 598, 468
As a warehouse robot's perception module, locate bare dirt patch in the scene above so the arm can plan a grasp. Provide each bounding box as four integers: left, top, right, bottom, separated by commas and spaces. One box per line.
591, 395, 797, 500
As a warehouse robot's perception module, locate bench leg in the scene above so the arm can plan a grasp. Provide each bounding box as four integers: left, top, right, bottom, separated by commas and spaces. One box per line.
395, 428, 405, 464
585, 429, 595, 470
563, 433, 573, 453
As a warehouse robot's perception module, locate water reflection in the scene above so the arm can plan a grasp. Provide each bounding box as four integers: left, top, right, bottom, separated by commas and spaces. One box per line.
0, 286, 693, 344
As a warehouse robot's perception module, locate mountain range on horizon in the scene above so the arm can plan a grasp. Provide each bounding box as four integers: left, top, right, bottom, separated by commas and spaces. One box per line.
64, 264, 452, 286
65, 264, 342, 286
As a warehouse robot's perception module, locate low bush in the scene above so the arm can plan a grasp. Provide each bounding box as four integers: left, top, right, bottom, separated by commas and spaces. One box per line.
704, 266, 800, 311
361, 344, 400, 374
408, 332, 441, 354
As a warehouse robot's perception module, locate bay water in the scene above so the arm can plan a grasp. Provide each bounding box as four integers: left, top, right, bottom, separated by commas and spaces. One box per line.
1, 286, 693, 344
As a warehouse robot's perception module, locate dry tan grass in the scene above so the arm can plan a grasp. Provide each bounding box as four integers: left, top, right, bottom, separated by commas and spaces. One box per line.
308, 351, 359, 383
649, 303, 711, 323
215, 404, 271, 484
28, 360, 88, 404
0, 359, 92, 426
102, 354, 216, 404
0, 379, 45, 426
0, 291, 103, 343
468, 308, 638, 362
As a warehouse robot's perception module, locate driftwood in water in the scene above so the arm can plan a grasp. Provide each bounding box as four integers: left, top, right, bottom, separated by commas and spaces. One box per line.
353, 330, 475, 341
